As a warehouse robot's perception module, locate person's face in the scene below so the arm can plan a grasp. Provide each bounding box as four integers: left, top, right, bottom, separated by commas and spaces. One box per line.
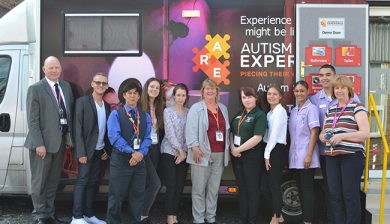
173, 89, 187, 106
202, 84, 217, 101
103, 92, 120, 111
123, 88, 140, 107
267, 87, 282, 106
147, 80, 160, 99
91, 75, 108, 96
43, 57, 62, 82
333, 84, 349, 101
293, 84, 309, 105
241, 91, 256, 111
319, 68, 335, 88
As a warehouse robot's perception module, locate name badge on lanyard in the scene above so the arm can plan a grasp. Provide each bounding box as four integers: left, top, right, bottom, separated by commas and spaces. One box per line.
151, 129, 158, 144
235, 110, 249, 146
216, 131, 224, 142
234, 135, 241, 146
59, 108, 67, 124
211, 107, 224, 142
133, 138, 140, 150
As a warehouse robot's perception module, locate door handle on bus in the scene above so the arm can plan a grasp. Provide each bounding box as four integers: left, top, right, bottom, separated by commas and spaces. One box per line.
300, 61, 312, 78
0, 113, 10, 132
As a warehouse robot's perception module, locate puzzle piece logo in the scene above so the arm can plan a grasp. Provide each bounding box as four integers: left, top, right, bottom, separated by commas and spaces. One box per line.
192, 34, 230, 85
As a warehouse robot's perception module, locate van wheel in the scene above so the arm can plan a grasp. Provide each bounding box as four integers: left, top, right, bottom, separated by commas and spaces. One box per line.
281, 179, 302, 222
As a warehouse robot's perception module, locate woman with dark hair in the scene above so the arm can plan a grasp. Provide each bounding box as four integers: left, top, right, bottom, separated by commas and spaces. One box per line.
140, 77, 165, 223
230, 87, 267, 224
319, 76, 369, 223
106, 78, 152, 224
160, 83, 189, 224
263, 85, 288, 224
289, 81, 320, 224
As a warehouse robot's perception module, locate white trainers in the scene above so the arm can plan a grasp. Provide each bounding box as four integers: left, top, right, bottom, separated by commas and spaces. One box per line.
71, 217, 89, 224
83, 216, 107, 224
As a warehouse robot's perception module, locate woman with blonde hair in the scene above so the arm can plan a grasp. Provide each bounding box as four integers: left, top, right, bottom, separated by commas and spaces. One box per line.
185, 78, 230, 224
319, 75, 369, 223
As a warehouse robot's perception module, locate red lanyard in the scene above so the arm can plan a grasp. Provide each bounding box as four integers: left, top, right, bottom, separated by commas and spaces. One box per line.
237, 110, 249, 136
210, 107, 220, 131
331, 100, 350, 129
125, 108, 140, 136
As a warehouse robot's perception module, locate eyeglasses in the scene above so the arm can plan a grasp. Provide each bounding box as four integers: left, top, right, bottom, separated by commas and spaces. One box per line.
93, 81, 108, 86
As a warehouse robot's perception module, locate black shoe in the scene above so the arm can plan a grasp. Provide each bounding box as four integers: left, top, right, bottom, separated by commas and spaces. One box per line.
141, 217, 153, 224
46, 215, 65, 224
35, 218, 47, 224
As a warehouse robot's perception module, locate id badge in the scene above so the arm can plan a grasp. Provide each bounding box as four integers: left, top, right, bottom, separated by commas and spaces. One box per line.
133, 138, 140, 150
216, 131, 224, 142
151, 132, 158, 144
60, 118, 68, 125
234, 135, 241, 146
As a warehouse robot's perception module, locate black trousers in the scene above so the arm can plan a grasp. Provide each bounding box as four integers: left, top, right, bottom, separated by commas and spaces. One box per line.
293, 168, 315, 222
160, 153, 188, 216
320, 155, 334, 223
232, 147, 263, 224
143, 144, 162, 216
264, 144, 287, 217
73, 150, 103, 218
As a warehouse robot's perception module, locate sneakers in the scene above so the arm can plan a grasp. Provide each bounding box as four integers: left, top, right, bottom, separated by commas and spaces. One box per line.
83, 216, 107, 224
70, 217, 89, 224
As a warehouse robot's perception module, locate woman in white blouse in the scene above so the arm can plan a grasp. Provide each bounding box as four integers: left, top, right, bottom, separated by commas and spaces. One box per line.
263, 85, 288, 224
160, 83, 189, 224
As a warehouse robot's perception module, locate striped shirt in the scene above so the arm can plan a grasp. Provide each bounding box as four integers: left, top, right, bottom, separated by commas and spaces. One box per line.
323, 101, 367, 156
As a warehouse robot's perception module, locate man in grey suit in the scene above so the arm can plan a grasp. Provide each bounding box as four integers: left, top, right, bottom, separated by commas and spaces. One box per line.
71, 73, 111, 224
24, 56, 74, 224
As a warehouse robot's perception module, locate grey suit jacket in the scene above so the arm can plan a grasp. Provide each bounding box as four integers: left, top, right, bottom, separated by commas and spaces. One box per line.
73, 95, 111, 160
24, 78, 74, 153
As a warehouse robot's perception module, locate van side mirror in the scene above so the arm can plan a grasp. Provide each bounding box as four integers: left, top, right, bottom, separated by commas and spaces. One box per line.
0, 113, 10, 132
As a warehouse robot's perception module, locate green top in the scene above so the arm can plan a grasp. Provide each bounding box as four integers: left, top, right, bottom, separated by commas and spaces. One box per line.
230, 106, 267, 146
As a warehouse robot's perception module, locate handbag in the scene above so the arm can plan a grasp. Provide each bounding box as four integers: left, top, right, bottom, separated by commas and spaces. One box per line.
62, 145, 78, 175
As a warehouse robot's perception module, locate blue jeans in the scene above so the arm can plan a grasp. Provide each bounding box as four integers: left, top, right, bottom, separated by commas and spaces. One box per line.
106, 149, 146, 224
325, 152, 364, 224
72, 150, 103, 218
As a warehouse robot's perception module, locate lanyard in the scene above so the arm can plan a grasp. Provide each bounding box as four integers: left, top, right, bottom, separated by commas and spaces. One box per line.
151, 110, 156, 128
331, 100, 350, 129
237, 109, 249, 136
210, 107, 220, 131
125, 108, 140, 137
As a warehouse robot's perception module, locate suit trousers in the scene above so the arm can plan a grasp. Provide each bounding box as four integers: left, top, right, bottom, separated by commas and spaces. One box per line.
142, 144, 161, 216
72, 150, 103, 218
191, 152, 224, 224
29, 136, 65, 220
325, 152, 364, 224
160, 153, 188, 216
232, 147, 262, 224
107, 149, 146, 224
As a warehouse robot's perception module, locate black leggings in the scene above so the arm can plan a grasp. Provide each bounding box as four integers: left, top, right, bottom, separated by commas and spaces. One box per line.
264, 144, 287, 217
160, 153, 188, 215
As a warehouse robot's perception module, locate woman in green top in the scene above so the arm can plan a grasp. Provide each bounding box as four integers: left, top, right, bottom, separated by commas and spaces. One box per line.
230, 87, 267, 224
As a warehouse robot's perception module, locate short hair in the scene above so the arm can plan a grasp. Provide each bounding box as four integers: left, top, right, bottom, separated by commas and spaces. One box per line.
92, 72, 108, 80
200, 78, 220, 101
293, 80, 309, 90
118, 78, 142, 104
319, 64, 336, 74
331, 75, 354, 99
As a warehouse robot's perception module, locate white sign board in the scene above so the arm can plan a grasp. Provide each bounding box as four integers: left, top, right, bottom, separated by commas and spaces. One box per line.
318, 17, 345, 39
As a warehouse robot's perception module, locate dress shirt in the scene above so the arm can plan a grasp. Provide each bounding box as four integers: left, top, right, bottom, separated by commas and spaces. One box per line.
45, 77, 67, 110
263, 103, 287, 159
107, 105, 152, 156
161, 107, 188, 156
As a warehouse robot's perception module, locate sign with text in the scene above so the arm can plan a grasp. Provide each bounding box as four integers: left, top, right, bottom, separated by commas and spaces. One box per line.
305, 45, 332, 66
319, 18, 345, 39
335, 45, 362, 66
